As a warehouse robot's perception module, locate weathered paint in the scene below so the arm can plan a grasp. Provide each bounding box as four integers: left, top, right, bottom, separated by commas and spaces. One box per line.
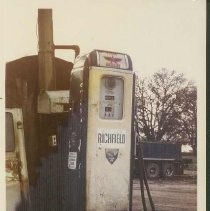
6, 108, 30, 210
86, 67, 134, 210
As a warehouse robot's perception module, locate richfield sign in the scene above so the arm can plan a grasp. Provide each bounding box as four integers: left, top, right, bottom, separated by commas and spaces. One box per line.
97, 129, 126, 148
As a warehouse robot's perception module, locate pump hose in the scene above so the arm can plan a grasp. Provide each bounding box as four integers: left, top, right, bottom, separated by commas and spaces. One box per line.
136, 142, 147, 211
137, 142, 156, 211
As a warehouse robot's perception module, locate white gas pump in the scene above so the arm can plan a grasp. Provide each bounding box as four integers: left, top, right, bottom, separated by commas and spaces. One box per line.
69, 50, 135, 211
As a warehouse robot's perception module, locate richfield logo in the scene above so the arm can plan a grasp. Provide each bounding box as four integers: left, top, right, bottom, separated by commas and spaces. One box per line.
105, 148, 119, 164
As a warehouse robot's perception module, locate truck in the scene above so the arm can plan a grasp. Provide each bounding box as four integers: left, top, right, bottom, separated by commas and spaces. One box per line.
134, 141, 184, 179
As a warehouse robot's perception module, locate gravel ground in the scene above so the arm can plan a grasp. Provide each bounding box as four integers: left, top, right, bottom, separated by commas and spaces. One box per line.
132, 170, 197, 211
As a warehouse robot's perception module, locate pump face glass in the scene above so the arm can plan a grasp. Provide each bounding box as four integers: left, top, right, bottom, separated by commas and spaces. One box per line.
99, 76, 124, 120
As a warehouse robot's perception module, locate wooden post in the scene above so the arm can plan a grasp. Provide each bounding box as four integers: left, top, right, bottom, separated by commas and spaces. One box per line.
38, 9, 56, 91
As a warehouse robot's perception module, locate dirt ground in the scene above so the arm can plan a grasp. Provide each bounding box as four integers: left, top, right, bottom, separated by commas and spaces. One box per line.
132, 170, 197, 211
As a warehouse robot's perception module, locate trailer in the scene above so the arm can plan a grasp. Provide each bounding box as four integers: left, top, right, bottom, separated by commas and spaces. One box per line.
135, 141, 184, 179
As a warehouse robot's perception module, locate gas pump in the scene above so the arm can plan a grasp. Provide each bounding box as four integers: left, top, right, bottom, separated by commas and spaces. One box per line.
69, 50, 135, 211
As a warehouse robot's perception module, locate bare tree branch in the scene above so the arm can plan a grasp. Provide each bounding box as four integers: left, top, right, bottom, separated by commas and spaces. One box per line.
135, 68, 197, 152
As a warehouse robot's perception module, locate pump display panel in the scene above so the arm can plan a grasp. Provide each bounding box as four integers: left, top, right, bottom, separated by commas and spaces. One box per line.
99, 76, 124, 120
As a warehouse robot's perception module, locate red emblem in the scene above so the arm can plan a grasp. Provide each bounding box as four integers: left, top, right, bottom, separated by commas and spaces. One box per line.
104, 56, 122, 64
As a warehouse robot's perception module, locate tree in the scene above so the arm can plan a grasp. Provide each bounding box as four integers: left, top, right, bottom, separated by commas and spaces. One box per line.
176, 84, 197, 153
135, 68, 197, 152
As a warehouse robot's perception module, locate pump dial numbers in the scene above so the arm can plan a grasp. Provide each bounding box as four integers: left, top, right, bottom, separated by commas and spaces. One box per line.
99, 76, 124, 120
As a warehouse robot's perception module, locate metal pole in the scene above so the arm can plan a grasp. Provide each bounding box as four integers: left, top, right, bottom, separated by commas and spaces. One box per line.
54, 45, 80, 58
38, 9, 56, 91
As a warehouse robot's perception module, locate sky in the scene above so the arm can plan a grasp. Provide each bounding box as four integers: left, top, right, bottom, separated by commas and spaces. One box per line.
2, 0, 205, 82
1, 0, 206, 210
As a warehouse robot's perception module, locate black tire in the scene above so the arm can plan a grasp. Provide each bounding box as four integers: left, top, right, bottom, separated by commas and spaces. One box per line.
146, 162, 160, 179
162, 163, 175, 178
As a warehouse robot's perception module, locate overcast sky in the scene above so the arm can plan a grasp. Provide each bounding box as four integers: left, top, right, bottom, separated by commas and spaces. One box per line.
2, 0, 205, 83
